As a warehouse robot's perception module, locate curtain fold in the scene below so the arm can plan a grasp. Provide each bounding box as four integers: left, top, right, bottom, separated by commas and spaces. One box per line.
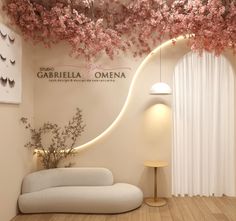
172, 51, 235, 197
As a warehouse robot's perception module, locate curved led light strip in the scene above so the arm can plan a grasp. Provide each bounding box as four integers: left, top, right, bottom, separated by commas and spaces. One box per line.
71, 36, 186, 152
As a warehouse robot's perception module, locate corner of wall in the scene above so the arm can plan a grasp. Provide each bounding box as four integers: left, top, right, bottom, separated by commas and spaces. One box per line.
0, 3, 37, 220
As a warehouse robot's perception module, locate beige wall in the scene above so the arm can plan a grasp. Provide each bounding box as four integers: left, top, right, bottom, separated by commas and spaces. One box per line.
33, 38, 236, 198
69, 40, 190, 197
0, 4, 36, 221
33, 43, 142, 146
33, 39, 189, 197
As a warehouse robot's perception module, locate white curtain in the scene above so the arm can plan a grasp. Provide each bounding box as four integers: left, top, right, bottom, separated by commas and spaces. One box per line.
172, 51, 236, 197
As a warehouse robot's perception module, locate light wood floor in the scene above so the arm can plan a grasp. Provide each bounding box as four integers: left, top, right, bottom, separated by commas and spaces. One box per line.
12, 197, 236, 221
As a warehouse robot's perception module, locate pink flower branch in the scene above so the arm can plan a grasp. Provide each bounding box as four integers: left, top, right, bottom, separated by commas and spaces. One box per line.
3, 0, 236, 60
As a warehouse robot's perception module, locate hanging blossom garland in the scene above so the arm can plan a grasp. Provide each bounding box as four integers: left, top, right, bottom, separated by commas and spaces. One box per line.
3, 0, 236, 59
4, 0, 127, 59
168, 0, 236, 55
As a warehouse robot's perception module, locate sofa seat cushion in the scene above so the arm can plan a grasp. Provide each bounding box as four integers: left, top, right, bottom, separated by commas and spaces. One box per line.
19, 183, 143, 214
22, 168, 114, 193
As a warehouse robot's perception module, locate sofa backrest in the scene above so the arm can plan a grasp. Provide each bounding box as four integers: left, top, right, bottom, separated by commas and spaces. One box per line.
22, 167, 114, 193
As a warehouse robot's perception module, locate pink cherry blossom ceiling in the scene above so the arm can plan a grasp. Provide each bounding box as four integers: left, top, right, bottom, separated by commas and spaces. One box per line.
3, 0, 236, 60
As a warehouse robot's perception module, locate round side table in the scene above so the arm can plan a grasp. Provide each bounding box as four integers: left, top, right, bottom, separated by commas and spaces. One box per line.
144, 160, 168, 207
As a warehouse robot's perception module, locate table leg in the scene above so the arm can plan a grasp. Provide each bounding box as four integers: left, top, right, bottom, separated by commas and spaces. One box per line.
154, 167, 157, 201
145, 167, 167, 207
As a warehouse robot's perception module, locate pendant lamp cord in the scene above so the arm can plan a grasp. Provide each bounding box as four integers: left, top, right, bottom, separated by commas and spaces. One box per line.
160, 39, 162, 82
159, 0, 164, 82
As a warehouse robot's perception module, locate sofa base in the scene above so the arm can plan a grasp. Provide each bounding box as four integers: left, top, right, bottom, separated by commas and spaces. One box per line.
19, 183, 143, 214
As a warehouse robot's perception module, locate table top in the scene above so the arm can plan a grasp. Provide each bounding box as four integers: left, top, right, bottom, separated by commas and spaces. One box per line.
144, 160, 168, 168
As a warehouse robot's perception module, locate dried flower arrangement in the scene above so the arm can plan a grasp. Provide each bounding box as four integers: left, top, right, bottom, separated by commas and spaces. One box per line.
3, 0, 236, 59
21, 108, 85, 169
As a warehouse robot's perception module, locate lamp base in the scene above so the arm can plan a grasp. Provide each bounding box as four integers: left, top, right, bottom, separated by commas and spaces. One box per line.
144, 197, 167, 207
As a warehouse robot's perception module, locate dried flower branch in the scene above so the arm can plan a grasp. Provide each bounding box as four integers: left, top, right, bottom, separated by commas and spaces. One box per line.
21, 108, 85, 169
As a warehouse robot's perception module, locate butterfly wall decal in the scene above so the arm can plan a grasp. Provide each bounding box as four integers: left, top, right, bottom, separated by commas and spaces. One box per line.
0, 77, 16, 88
0, 54, 6, 61
8, 36, 15, 43
8, 78, 15, 88
0, 76, 7, 86
10, 59, 16, 65
0, 30, 7, 39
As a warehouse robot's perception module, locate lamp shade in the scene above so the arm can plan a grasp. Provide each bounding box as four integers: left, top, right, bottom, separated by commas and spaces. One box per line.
149, 82, 172, 95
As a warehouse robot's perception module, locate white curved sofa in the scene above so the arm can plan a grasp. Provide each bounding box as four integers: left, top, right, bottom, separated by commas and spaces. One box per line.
19, 168, 143, 214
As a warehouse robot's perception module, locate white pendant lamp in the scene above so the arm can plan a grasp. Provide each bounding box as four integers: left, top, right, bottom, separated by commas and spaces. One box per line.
150, 82, 172, 95
149, 40, 172, 95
